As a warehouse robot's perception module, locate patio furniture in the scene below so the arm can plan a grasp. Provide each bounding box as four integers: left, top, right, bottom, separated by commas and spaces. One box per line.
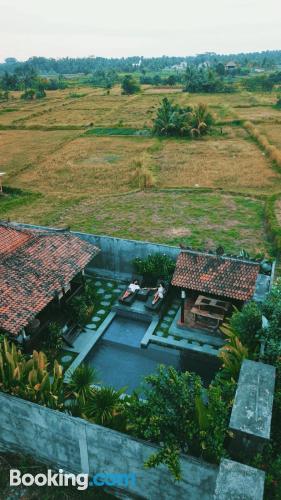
136, 288, 150, 301
195, 295, 230, 313
145, 281, 169, 312
191, 306, 224, 330
191, 295, 230, 329
118, 288, 139, 306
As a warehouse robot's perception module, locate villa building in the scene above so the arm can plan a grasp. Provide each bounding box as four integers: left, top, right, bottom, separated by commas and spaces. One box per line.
0, 222, 100, 339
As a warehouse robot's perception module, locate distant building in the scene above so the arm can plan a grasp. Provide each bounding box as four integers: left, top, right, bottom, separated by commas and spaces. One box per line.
225, 61, 237, 72
198, 61, 211, 70
170, 62, 188, 71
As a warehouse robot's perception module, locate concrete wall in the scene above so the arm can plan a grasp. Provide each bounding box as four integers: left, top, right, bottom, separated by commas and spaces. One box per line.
77, 233, 180, 280
0, 391, 267, 500
15, 223, 180, 281
0, 392, 218, 500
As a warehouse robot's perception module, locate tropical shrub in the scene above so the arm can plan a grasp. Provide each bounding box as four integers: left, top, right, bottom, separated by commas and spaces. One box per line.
230, 302, 262, 352
121, 75, 140, 95
67, 281, 96, 326
152, 98, 213, 137
133, 252, 175, 284
20, 89, 35, 100
0, 339, 64, 410
219, 325, 249, 380
67, 364, 98, 405
126, 366, 228, 480
44, 321, 63, 353
83, 386, 128, 431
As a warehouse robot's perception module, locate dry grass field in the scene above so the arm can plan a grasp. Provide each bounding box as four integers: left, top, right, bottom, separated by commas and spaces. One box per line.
0, 84, 281, 253
255, 123, 281, 149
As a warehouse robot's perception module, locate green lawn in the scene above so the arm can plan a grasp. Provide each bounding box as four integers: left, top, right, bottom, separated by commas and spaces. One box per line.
53, 190, 268, 255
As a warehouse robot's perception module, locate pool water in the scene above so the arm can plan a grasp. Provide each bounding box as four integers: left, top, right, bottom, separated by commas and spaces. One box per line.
84, 314, 220, 393
102, 315, 149, 348
86, 340, 182, 394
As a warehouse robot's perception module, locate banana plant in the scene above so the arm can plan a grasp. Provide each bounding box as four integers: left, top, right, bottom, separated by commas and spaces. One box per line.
219, 324, 248, 380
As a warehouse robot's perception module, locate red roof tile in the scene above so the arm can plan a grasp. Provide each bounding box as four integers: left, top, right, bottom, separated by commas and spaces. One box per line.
171, 250, 259, 301
0, 224, 100, 335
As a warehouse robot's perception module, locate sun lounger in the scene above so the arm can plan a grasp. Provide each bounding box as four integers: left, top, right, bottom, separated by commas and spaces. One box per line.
118, 288, 139, 305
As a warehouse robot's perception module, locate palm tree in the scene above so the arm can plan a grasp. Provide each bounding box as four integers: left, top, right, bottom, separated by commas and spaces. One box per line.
84, 386, 127, 430
66, 364, 98, 405
190, 103, 214, 137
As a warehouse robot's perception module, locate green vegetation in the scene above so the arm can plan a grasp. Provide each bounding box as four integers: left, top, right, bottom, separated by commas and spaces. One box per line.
127, 366, 231, 479
121, 74, 140, 95
133, 252, 176, 283
153, 98, 213, 137
184, 67, 235, 93
0, 338, 64, 410
67, 281, 97, 326
222, 281, 281, 498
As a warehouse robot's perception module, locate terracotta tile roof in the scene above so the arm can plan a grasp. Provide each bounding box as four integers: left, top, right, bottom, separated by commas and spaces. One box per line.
0, 226, 31, 254
171, 250, 260, 301
0, 224, 100, 336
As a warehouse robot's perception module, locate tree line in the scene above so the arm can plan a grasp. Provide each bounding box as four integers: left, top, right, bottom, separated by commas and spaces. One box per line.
1, 50, 280, 75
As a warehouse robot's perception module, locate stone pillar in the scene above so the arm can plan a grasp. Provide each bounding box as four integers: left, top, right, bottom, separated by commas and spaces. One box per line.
229, 359, 276, 458
214, 459, 265, 500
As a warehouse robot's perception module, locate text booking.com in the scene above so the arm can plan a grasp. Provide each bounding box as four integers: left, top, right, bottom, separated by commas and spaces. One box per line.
10, 469, 137, 490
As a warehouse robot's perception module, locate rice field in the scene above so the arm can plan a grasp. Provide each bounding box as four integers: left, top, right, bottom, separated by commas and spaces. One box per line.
0, 85, 281, 253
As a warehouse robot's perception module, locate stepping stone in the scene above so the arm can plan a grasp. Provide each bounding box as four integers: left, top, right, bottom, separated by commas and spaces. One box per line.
97, 288, 105, 294
113, 288, 122, 293
167, 310, 175, 316
97, 309, 106, 315
161, 322, 170, 329
91, 316, 100, 322
163, 315, 171, 322
191, 341, 200, 346
101, 301, 110, 307
61, 355, 73, 364
156, 331, 164, 337
104, 294, 112, 300
86, 323, 97, 329
106, 283, 114, 288
95, 281, 102, 286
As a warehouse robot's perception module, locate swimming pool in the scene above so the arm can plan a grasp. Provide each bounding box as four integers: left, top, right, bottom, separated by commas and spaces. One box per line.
67, 313, 220, 394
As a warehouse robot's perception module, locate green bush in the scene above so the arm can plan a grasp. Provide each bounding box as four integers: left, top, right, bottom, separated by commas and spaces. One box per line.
44, 321, 63, 352
230, 302, 262, 352
152, 97, 214, 137
133, 253, 175, 284
126, 366, 229, 479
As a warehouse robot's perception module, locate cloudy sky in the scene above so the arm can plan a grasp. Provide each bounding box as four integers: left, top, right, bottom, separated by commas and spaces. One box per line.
0, 0, 280, 61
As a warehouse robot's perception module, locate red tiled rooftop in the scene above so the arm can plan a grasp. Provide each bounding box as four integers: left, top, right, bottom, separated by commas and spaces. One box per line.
172, 250, 259, 301
0, 226, 31, 254
0, 223, 100, 335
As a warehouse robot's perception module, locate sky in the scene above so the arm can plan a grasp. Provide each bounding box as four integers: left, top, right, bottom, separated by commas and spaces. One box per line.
0, 0, 280, 62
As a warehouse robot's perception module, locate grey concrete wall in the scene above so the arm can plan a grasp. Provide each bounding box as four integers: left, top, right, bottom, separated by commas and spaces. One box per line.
0, 392, 218, 500
14, 223, 180, 281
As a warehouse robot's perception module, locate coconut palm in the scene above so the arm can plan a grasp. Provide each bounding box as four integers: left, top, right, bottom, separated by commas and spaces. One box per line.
190, 103, 214, 137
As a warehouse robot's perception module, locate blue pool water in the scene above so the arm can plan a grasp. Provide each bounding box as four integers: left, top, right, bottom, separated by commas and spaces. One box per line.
84, 315, 219, 393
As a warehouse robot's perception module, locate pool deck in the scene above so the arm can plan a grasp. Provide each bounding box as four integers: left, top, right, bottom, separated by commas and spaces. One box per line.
63, 276, 226, 370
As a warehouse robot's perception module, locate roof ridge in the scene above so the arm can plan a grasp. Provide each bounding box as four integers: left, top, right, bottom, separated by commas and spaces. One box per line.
179, 249, 260, 267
